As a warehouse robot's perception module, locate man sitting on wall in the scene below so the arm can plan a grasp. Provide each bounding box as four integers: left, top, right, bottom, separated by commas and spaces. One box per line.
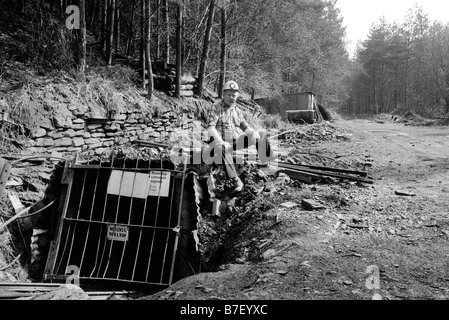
206, 80, 277, 192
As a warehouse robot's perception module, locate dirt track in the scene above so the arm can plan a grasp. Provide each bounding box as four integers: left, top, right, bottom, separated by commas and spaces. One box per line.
146, 117, 449, 301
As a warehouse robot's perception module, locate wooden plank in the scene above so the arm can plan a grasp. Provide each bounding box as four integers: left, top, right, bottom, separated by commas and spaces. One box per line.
0, 292, 37, 299
7, 192, 25, 214
0, 282, 59, 287
57, 187, 68, 212
61, 159, 73, 184
43, 240, 59, 278
0, 287, 54, 292
45, 164, 76, 278
0, 286, 132, 300
0, 157, 12, 197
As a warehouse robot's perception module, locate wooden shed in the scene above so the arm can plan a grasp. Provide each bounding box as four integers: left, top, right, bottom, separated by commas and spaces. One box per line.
254, 91, 318, 123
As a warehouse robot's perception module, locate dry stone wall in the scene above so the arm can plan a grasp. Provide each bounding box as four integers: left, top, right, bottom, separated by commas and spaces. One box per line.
27, 108, 198, 156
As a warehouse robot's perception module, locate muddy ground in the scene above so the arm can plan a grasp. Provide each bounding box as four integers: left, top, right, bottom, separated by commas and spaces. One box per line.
146, 117, 449, 301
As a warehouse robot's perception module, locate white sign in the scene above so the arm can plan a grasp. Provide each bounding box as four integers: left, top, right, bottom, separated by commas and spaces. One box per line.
107, 224, 129, 242
148, 171, 171, 197
107, 170, 150, 199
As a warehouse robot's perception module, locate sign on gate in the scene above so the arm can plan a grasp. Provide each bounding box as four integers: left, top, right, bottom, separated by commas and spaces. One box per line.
148, 171, 171, 197
107, 224, 129, 242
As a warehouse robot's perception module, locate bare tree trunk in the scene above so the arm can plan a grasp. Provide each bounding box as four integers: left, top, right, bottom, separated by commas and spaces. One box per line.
126, 0, 137, 56
155, 0, 160, 61
115, 0, 121, 54
101, 0, 107, 53
145, 0, 153, 100
78, 0, 87, 72
163, 0, 169, 64
196, 0, 216, 97
218, 7, 226, 99
62, 0, 67, 16
181, 4, 187, 66
140, 0, 146, 89
445, 75, 449, 113
89, 0, 97, 30
106, 0, 115, 65
175, 2, 183, 98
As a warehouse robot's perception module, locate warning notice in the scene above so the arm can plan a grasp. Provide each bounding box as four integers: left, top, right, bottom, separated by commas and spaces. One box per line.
148, 171, 171, 197
107, 224, 129, 242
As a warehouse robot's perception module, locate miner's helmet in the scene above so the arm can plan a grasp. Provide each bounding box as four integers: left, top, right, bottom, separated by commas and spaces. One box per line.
223, 80, 239, 92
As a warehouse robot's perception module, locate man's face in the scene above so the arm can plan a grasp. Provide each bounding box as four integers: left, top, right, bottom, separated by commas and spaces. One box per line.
223, 90, 239, 107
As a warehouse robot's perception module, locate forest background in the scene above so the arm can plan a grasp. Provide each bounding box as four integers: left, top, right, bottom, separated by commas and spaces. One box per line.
1, 0, 449, 118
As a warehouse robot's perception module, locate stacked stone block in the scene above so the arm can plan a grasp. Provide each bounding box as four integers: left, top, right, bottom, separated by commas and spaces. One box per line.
28, 108, 197, 156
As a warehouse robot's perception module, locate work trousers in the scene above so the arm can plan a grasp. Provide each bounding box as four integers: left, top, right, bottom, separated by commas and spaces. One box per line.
206, 129, 275, 180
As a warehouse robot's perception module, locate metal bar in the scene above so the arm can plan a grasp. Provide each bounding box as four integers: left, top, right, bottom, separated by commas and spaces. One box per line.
279, 165, 374, 184
131, 140, 170, 149
78, 166, 100, 276
53, 158, 77, 275
69, 166, 183, 173
160, 172, 177, 283
145, 160, 165, 283
278, 169, 316, 183
62, 218, 175, 231
90, 153, 115, 277
169, 157, 188, 285
102, 156, 127, 278
117, 154, 140, 279
131, 157, 152, 281
277, 162, 369, 177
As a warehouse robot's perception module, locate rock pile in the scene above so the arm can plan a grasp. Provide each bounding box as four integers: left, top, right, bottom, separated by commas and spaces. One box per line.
282, 122, 352, 147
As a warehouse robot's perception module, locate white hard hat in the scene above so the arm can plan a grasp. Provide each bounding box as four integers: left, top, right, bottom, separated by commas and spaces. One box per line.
223, 80, 239, 92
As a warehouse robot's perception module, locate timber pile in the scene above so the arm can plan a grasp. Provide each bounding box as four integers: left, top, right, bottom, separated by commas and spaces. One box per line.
277, 162, 373, 185
122, 59, 198, 98
177, 74, 197, 98
152, 62, 198, 97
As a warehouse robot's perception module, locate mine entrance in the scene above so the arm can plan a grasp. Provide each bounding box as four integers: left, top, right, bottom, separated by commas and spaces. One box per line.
43, 155, 191, 292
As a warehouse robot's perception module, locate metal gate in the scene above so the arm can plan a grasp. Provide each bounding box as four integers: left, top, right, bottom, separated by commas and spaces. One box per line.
43, 153, 187, 289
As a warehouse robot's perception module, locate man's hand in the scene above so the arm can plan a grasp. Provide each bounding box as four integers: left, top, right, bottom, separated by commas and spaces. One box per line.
208, 126, 232, 150
218, 141, 232, 151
